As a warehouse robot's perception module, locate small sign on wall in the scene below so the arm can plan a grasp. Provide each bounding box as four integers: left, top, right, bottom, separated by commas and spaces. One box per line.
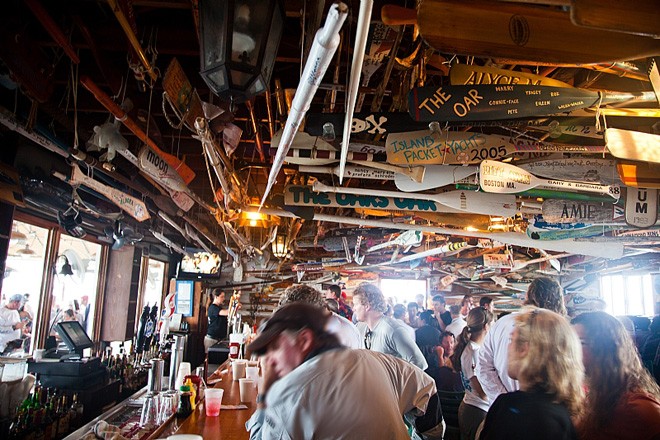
175, 279, 194, 317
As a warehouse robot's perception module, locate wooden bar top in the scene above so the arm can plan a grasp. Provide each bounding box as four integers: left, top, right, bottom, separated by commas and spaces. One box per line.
159, 360, 255, 439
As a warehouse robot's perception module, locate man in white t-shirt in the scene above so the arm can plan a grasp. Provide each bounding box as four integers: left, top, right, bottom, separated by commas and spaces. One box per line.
277, 284, 360, 348
446, 305, 467, 337
476, 277, 567, 406
0, 294, 26, 353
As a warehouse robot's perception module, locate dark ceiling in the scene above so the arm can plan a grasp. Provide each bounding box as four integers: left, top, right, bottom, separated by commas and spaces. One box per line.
1, 0, 659, 296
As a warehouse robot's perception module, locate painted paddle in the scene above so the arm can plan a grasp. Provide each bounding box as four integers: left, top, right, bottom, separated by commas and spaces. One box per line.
541, 199, 621, 224
305, 111, 613, 136
80, 76, 196, 184
570, 0, 659, 38
625, 188, 658, 228
63, 164, 150, 222
408, 84, 656, 122
479, 160, 621, 199
284, 185, 463, 214
449, 64, 572, 88
456, 183, 619, 203
395, 165, 478, 192
312, 181, 518, 217
606, 129, 660, 164
386, 129, 606, 166
527, 224, 621, 241
414, 0, 660, 64
518, 157, 620, 185
617, 161, 660, 189
298, 164, 396, 181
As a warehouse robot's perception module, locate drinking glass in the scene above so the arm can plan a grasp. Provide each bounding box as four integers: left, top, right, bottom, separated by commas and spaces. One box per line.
140, 393, 159, 427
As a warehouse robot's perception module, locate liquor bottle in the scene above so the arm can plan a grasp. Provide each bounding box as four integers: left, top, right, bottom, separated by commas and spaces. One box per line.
68, 393, 84, 431
56, 396, 70, 438
41, 403, 55, 440
8, 410, 24, 439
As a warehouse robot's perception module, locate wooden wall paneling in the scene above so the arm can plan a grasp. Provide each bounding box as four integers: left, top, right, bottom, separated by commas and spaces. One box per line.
100, 246, 142, 342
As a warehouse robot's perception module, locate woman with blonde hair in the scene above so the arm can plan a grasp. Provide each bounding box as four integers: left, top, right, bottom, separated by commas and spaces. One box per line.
450, 307, 494, 440
571, 311, 660, 440
480, 307, 584, 440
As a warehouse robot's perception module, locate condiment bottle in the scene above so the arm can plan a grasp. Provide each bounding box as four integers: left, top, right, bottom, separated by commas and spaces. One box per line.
176, 385, 193, 418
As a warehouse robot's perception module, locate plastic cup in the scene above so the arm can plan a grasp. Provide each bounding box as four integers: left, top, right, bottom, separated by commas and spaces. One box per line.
176, 362, 192, 388
232, 359, 247, 381
205, 388, 224, 417
238, 378, 256, 403
245, 366, 259, 382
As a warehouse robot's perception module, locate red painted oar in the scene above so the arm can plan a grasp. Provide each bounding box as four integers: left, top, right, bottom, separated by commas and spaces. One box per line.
80, 76, 196, 184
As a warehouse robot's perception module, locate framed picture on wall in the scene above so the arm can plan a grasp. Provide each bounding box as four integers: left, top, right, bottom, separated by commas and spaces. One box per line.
175, 279, 194, 317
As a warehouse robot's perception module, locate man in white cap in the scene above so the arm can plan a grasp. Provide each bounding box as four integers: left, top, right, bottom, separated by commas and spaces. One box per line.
245, 303, 441, 440
0, 294, 26, 353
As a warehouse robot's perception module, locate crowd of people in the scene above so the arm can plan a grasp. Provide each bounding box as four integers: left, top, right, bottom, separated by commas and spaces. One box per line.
240, 278, 660, 440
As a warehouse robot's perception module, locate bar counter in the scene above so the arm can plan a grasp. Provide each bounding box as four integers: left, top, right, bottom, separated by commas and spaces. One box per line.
161, 360, 254, 439
66, 360, 255, 439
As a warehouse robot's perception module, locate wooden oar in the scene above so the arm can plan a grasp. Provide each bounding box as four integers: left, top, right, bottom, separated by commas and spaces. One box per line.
284, 184, 463, 214
518, 157, 620, 185
616, 161, 660, 189
408, 84, 656, 122
625, 187, 658, 228
456, 183, 618, 203
298, 164, 396, 181
542, 199, 620, 224
449, 64, 572, 88
606, 128, 660, 164
80, 76, 195, 184
570, 0, 659, 38
386, 129, 606, 165
312, 181, 518, 217
479, 160, 620, 199
413, 0, 660, 64
57, 164, 150, 222
395, 165, 478, 192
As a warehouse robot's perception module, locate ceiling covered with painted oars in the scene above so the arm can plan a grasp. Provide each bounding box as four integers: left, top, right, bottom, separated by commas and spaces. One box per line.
0, 0, 659, 298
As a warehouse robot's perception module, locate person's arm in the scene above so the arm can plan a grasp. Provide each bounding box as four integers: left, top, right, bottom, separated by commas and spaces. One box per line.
476, 322, 509, 403
392, 327, 428, 370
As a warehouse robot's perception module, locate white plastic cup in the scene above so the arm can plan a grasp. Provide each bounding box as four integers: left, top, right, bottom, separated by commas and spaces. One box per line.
232, 359, 247, 381
245, 366, 259, 382
176, 362, 192, 388
238, 378, 256, 403
204, 388, 224, 417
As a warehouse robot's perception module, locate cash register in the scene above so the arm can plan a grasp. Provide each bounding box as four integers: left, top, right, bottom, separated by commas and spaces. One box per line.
28, 321, 105, 389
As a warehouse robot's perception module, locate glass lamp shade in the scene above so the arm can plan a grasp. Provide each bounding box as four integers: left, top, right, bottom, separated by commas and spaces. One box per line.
271, 234, 288, 258
199, 0, 284, 103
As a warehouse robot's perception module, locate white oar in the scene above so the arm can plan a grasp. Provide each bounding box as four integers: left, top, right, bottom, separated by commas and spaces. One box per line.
479, 160, 620, 199
606, 128, 660, 164
395, 165, 478, 192
312, 181, 517, 217
299, 164, 397, 181
339, 0, 374, 183
262, 3, 348, 207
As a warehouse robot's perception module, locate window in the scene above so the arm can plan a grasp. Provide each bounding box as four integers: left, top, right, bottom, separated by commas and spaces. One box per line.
141, 259, 166, 310
4, 221, 50, 354
380, 278, 427, 308
600, 274, 654, 317
50, 235, 102, 347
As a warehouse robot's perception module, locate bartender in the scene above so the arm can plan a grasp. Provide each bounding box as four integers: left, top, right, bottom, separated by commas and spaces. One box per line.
204, 289, 229, 352
0, 294, 26, 353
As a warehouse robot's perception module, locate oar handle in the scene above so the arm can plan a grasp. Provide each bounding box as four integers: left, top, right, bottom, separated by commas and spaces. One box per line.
381, 5, 417, 25
536, 179, 620, 199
